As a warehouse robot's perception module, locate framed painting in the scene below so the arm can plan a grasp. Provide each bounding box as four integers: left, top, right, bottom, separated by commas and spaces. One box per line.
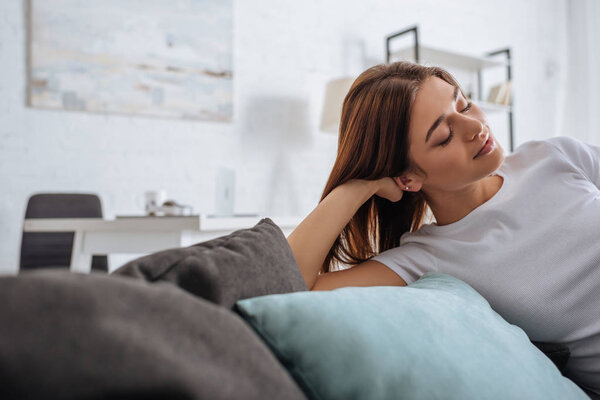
27, 0, 233, 121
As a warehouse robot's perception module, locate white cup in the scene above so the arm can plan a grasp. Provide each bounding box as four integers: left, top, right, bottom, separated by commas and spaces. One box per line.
144, 190, 167, 214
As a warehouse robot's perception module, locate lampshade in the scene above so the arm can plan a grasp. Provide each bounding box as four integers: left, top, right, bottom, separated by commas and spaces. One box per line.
319, 76, 356, 134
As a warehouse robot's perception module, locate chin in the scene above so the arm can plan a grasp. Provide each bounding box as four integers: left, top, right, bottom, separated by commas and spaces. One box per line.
496, 141, 506, 159
491, 146, 506, 170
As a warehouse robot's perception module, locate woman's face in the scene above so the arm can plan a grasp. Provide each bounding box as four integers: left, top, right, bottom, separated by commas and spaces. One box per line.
404, 76, 505, 193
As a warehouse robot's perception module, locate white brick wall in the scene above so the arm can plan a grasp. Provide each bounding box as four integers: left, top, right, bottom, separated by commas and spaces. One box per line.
0, 0, 568, 273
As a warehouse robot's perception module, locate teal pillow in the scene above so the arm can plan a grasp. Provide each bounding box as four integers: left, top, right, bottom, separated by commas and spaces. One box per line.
235, 272, 588, 400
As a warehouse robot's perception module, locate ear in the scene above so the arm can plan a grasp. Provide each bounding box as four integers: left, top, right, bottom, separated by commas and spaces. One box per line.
397, 175, 423, 192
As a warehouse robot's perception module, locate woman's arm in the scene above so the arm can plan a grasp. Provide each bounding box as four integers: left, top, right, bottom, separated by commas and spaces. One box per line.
287, 178, 404, 290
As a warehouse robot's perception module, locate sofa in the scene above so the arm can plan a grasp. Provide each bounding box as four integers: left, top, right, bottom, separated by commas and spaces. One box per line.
0, 218, 597, 399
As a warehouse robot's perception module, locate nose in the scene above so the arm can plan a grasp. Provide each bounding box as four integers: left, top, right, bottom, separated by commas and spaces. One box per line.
449, 111, 485, 141
462, 116, 485, 141
473, 123, 486, 141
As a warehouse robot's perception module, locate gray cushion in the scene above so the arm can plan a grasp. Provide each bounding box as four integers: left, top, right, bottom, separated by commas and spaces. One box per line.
0, 270, 307, 400
112, 218, 308, 308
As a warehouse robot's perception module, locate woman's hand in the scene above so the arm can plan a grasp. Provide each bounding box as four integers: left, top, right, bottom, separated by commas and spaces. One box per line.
374, 177, 405, 202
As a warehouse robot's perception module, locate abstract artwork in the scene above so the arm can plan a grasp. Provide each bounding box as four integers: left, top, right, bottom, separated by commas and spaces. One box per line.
28, 0, 233, 121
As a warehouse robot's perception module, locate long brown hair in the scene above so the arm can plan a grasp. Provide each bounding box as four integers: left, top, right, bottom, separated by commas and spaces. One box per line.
320, 61, 463, 273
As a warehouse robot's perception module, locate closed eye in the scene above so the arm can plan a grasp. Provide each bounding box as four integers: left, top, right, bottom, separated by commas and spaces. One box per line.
461, 101, 472, 114
439, 101, 473, 147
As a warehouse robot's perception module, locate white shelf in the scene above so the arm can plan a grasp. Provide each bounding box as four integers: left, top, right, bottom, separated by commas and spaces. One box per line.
389, 45, 509, 71
475, 100, 511, 113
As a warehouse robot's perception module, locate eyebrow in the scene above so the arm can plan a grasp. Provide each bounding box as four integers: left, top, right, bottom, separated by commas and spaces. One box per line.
425, 85, 460, 143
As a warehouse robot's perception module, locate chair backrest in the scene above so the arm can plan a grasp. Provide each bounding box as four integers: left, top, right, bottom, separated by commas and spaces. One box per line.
20, 193, 108, 272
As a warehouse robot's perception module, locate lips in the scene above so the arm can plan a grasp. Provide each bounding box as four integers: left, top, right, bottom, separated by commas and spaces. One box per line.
474, 134, 490, 159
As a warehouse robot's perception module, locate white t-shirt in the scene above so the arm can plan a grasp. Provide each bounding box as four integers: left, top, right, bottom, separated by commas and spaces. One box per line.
372, 136, 600, 393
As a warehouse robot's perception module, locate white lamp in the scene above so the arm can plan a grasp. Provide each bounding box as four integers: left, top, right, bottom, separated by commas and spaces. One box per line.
319, 76, 356, 134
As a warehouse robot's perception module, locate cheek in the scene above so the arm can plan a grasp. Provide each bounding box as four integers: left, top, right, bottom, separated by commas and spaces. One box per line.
429, 152, 465, 176
442, 147, 471, 163
432, 150, 475, 179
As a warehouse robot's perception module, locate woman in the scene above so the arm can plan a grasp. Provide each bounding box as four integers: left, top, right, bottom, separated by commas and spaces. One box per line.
288, 61, 600, 395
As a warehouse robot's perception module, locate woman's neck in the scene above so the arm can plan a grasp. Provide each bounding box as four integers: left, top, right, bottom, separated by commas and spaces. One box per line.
427, 175, 504, 226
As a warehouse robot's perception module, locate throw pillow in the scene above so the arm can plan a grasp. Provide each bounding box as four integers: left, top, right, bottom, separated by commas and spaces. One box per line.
235, 272, 589, 400
0, 270, 307, 400
112, 217, 308, 309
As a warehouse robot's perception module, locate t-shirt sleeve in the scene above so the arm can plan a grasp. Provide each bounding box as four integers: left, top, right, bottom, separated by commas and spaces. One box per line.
546, 136, 600, 188
371, 243, 434, 285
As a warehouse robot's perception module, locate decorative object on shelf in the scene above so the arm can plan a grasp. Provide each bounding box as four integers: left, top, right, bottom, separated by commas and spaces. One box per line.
385, 25, 514, 152
140, 190, 192, 216
146, 200, 193, 217
142, 190, 167, 215
487, 81, 512, 105
320, 77, 356, 134
160, 200, 194, 217
27, 0, 233, 122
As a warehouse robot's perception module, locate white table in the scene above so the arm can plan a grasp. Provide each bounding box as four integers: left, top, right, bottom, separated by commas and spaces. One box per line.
23, 215, 302, 273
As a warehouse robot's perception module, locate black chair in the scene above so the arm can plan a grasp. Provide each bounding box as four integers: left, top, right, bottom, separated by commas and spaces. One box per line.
19, 193, 108, 272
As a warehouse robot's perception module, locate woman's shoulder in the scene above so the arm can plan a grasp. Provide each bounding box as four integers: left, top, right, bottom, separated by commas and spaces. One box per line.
513, 136, 599, 169
506, 137, 572, 167
515, 136, 588, 155
398, 224, 439, 245
514, 137, 560, 153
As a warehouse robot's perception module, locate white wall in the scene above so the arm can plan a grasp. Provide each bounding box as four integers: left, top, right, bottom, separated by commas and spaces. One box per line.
0, 0, 571, 273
